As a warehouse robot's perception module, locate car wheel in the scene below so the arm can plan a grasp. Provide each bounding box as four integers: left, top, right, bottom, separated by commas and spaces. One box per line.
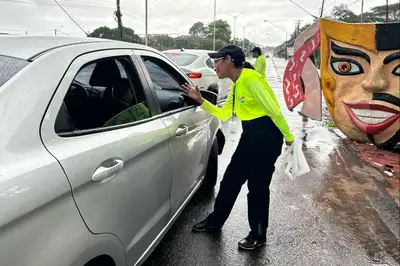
201, 138, 218, 191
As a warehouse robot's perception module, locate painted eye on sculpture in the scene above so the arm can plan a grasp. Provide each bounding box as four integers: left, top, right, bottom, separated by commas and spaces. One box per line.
392, 65, 400, 76
330, 57, 364, 75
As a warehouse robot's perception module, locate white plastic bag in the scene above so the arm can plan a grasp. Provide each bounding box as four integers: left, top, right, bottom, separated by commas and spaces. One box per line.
228, 119, 237, 134
283, 139, 310, 180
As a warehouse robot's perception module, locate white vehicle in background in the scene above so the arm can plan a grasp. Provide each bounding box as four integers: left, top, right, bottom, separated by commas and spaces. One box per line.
162, 49, 232, 100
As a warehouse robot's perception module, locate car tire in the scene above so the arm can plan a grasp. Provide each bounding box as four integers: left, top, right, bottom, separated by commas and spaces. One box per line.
201, 138, 218, 191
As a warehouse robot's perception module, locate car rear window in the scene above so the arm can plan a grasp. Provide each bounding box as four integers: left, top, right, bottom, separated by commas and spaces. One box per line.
164, 52, 199, 66
0, 55, 29, 87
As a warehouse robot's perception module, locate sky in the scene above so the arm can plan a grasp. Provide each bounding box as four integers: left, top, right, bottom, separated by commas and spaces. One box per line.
0, 0, 397, 46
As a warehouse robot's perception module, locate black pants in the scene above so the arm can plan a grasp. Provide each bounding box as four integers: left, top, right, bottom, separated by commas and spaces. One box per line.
209, 116, 283, 240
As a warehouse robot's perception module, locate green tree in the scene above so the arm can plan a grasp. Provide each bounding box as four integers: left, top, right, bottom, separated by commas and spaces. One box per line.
331, 4, 360, 23
330, 3, 399, 23
189, 22, 206, 36
89, 26, 114, 39
89, 26, 141, 43
370, 3, 400, 22
206, 19, 232, 43
146, 34, 176, 50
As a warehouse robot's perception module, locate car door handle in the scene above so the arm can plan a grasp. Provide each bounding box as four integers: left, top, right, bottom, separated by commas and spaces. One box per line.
176, 125, 189, 137
92, 158, 124, 182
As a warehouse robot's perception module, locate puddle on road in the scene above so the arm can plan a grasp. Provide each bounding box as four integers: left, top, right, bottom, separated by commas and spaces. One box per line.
293, 114, 400, 265
314, 143, 400, 265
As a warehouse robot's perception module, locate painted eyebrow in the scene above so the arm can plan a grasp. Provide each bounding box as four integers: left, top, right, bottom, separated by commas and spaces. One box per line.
331, 41, 371, 64
383, 52, 400, 65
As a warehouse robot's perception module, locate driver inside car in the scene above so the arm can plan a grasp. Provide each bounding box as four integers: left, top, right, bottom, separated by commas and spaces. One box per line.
103, 81, 151, 127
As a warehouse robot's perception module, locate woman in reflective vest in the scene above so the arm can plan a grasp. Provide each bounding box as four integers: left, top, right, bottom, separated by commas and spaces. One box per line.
182, 44, 294, 251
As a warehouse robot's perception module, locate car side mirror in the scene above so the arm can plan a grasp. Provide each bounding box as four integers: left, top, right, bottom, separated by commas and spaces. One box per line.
200, 90, 218, 105
207, 83, 219, 95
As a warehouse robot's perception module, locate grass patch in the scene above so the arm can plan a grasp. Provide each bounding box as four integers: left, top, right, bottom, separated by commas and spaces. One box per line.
326, 118, 336, 128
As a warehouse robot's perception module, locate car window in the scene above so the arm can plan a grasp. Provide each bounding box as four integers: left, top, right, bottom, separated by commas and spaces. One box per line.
74, 63, 95, 84
116, 60, 128, 78
55, 56, 152, 134
206, 58, 214, 69
0, 55, 29, 87
163, 52, 199, 66
141, 55, 195, 113
143, 59, 181, 90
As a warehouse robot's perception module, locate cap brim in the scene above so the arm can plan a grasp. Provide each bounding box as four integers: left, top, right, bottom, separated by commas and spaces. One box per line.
208, 52, 225, 59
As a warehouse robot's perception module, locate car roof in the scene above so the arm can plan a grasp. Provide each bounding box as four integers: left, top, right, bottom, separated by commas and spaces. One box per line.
162, 49, 215, 56
0, 36, 156, 60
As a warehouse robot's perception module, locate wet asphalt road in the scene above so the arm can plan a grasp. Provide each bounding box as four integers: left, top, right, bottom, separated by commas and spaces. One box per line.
142, 58, 400, 266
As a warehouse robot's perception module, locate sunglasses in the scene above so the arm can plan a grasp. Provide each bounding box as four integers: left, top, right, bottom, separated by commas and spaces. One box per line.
213, 57, 226, 64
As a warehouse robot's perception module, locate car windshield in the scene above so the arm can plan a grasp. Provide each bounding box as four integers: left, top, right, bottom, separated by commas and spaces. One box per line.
164, 52, 199, 66
0, 55, 29, 88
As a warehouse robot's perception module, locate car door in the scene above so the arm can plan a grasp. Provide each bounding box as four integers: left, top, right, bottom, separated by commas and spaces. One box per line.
40, 49, 172, 266
135, 50, 210, 216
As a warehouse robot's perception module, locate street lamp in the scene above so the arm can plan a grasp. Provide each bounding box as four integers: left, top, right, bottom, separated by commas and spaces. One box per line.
226, 12, 245, 45
239, 25, 252, 51
145, 0, 148, 46
213, 0, 216, 50
264, 20, 290, 60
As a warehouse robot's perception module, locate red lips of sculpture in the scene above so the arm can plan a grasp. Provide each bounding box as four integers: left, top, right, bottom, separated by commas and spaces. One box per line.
344, 102, 400, 135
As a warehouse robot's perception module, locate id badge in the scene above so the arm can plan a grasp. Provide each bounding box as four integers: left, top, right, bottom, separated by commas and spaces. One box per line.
228, 117, 237, 134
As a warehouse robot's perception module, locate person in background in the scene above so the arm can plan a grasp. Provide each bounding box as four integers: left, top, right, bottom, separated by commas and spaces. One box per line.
182, 45, 294, 251
251, 47, 266, 79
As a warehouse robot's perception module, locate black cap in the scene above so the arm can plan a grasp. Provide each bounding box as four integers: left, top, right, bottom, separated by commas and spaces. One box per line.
250, 47, 262, 54
208, 45, 245, 65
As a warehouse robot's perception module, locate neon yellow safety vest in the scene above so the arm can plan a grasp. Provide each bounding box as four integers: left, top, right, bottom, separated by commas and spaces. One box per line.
200, 68, 294, 142
254, 55, 266, 79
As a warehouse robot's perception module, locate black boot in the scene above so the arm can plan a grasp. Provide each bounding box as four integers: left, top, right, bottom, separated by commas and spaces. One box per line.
238, 234, 266, 251
192, 216, 221, 233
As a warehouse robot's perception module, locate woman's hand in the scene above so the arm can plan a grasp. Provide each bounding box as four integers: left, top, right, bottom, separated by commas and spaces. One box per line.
181, 83, 203, 105
285, 140, 293, 146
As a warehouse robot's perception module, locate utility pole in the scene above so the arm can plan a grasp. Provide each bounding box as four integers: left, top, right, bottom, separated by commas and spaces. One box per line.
285, 33, 288, 60
145, 0, 148, 46
213, 0, 216, 50
248, 32, 252, 48
294, 20, 301, 39
385, 0, 389, 22
54, 26, 63, 36
115, 0, 123, 40
241, 26, 246, 50
233, 17, 237, 45
360, 0, 364, 23
320, 0, 325, 17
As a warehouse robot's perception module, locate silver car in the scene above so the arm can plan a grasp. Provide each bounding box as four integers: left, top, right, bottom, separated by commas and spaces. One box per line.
162, 49, 232, 100
0, 36, 225, 266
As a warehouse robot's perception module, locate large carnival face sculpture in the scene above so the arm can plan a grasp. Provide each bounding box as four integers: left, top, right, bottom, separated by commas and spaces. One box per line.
283, 19, 400, 149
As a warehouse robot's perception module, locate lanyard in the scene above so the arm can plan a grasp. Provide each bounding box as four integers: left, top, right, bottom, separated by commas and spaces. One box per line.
232, 83, 236, 119
232, 73, 241, 120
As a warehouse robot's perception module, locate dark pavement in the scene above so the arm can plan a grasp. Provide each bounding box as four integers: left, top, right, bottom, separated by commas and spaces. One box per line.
142, 58, 400, 266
